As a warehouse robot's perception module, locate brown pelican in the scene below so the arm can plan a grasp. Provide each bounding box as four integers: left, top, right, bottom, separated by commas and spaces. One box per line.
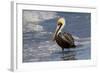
53, 17, 76, 52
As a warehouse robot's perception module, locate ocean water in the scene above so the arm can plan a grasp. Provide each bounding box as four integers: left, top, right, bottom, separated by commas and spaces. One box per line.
23, 10, 91, 62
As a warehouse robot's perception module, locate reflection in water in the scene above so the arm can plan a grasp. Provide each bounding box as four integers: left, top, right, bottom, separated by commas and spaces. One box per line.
48, 48, 77, 61
62, 51, 76, 60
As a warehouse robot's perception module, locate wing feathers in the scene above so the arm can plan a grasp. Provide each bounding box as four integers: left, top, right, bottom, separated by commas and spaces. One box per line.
63, 32, 75, 45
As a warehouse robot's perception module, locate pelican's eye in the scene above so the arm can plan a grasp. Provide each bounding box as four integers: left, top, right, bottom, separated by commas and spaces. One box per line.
58, 22, 62, 26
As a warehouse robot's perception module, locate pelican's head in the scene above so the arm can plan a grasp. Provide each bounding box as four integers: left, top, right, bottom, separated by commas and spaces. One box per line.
57, 17, 65, 27
53, 17, 66, 41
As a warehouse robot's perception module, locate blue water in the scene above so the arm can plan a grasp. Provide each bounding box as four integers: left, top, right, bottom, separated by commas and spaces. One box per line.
23, 11, 91, 62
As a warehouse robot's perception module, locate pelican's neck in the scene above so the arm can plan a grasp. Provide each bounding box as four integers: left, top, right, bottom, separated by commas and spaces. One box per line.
57, 25, 63, 35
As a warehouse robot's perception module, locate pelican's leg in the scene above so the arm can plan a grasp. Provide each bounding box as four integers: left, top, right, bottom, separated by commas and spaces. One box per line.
62, 48, 64, 57
62, 48, 64, 53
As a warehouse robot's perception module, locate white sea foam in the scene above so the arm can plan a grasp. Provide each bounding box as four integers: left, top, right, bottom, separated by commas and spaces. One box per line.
23, 10, 57, 22
23, 10, 57, 32
33, 31, 52, 38
73, 35, 90, 48
73, 35, 90, 41
23, 23, 44, 32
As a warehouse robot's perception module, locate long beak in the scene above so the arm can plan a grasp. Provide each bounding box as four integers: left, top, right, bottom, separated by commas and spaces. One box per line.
53, 25, 61, 41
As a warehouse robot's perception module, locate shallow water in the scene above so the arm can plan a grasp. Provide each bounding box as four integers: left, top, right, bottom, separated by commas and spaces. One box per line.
23, 11, 91, 62
23, 32, 91, 62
